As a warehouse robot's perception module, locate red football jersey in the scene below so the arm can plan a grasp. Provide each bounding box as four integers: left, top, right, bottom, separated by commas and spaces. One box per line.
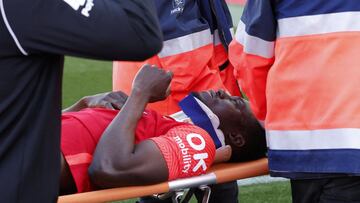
150, 125, 216, 180
61, 108, 215, 192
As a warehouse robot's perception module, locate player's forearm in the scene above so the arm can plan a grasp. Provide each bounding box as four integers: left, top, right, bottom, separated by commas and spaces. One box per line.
106, 88, 148, 154
90, 65, 171, 188
90, 88, 148, 171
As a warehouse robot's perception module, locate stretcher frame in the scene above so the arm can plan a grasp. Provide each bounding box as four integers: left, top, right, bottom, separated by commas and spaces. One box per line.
58, 158, 268, 203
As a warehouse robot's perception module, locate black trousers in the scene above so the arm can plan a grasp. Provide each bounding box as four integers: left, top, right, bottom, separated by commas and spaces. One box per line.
139, 181, 238, 203
291, 176, 360, 203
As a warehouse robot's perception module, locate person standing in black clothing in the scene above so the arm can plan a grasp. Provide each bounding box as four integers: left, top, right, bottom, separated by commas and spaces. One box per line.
0, 0, 163, 202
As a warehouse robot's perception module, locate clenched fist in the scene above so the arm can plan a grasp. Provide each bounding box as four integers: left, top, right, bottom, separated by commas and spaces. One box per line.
132, 64, 173, 103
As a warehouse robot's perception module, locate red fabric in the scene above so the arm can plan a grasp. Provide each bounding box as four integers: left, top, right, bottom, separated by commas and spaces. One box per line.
113, 46, 241, 115
61, 108, 184, 193
150, 125, 216, 180
113, 45, 229, 115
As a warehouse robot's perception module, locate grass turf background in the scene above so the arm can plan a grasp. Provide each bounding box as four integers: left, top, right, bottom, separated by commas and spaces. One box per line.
62, 57, 112, 108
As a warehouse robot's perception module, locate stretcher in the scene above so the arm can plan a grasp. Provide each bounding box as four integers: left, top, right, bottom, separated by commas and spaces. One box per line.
58, 158, 268, 203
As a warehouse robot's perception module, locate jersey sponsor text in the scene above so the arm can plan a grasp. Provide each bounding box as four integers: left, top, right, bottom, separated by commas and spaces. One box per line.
63, 0, 94, 17
173, 133, 208, 174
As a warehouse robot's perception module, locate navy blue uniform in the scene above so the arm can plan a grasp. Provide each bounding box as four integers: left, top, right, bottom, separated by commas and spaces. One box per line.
0, 0, 162, 202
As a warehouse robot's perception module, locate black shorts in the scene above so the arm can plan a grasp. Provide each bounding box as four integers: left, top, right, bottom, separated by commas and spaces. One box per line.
291, 176, 360, 203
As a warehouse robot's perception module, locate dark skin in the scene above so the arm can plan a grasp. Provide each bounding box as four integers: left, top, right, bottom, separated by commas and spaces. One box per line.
62, 91, 128, 113
193, 90, 266, 162
60, 65, 264, 193
193, 90, 254, 148
88, 64, 173, 189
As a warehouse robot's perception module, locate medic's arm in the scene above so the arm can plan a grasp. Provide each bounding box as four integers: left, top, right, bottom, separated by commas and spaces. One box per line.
228, 0, 277, 122
89, 65, 173, 188
4, 0, 162, 60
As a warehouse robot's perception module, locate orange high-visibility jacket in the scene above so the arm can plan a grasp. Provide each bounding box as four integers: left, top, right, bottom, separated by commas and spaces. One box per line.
229, 0, 360, 177
113, 0, 240, 115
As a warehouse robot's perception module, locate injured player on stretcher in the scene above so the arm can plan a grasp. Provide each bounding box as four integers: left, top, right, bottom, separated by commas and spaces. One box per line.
60, 65, 266, 194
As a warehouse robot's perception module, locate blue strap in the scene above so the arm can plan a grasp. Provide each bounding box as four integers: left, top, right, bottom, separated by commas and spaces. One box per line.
179, 94, 223, 148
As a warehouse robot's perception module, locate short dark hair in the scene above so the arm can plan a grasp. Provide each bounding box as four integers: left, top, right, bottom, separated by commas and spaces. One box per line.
228, 118, 267, 162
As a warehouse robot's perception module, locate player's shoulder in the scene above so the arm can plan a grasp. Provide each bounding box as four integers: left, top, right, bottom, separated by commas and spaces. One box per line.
166, 124, 212, 141
168, 124, 204, 132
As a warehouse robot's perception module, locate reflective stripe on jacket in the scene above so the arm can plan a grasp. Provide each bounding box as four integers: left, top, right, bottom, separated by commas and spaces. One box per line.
113, 0, 240, 115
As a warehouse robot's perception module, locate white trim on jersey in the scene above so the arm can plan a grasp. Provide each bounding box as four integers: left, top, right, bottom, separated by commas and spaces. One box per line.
0, 0, 28, 55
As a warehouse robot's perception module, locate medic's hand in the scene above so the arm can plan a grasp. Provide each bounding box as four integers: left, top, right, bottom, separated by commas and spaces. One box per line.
82, 91, 128, 110
132, 64, 173, 103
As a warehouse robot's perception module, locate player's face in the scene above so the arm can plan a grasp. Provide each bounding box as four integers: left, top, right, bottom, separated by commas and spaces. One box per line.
194, 89, 246, 113
193, 90, 252, 130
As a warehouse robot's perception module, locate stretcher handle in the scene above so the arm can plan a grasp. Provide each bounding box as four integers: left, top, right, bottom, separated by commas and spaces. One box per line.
58, 158, 268, 203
